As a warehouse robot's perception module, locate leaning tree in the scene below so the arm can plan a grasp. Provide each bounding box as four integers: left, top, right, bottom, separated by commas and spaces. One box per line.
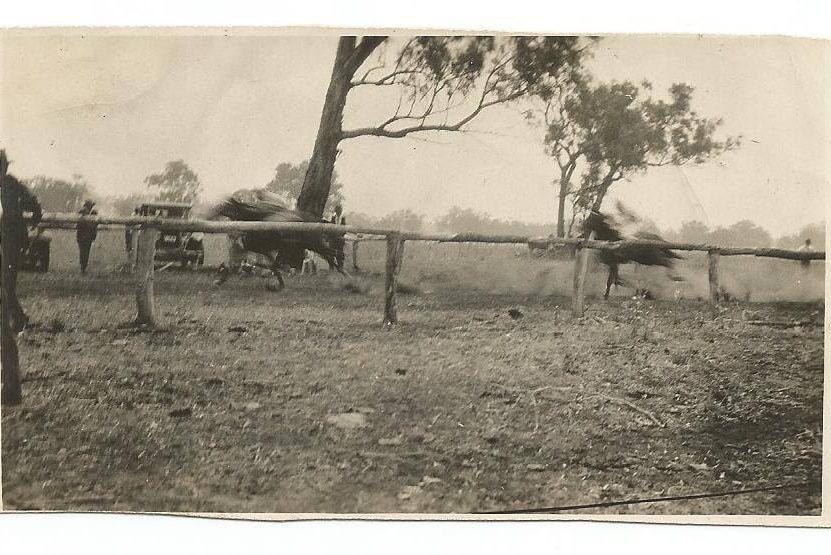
295, 36, 592, 217
566, 81, 739, 229
541, 79, 740, 236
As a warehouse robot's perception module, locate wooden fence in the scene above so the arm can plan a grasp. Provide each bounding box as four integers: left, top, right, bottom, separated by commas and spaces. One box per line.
36, 213, 825, 327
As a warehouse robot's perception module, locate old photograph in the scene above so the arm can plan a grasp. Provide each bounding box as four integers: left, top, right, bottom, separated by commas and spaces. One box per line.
0, 31, 824, 516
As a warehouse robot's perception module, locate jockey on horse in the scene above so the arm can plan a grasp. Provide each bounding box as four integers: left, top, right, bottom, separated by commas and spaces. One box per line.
581, 202, 683, 300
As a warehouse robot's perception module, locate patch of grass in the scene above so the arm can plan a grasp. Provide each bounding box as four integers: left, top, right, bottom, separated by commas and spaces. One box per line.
2, 268, 823, 514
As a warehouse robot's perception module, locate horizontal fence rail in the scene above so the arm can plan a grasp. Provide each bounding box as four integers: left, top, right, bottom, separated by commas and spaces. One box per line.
26, 212, 825, 326
33, 213, 827, 260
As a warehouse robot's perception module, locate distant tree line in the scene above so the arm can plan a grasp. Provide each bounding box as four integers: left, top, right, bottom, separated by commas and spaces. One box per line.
22, 158, 821, 251
344, 208, 822, 251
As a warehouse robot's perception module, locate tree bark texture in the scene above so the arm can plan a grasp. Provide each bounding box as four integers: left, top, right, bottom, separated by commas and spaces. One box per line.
556, 163, 577, 238
557, 184, 568, 238
296, 38, 359, 218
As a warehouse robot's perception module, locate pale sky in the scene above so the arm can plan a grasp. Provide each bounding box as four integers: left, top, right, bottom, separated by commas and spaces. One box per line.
0, 31, 827, 236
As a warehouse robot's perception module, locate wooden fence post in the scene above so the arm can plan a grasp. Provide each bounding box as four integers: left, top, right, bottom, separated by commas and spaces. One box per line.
708, 249, 721, 303
135, 227, 158, 326
352, 239, 360, 272
572, 234, 594, 317
384, 233, 405, 325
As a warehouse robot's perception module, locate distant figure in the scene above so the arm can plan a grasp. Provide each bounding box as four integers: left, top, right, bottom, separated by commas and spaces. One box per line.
797, 238, 814, 270
329, 203, 346, 271
336, 215, 346, 270
330, 203, 343, 226
227, 233, 246, 271
76, 200, 99, 274
125, 207, 140, 261
301, 249, 318, 276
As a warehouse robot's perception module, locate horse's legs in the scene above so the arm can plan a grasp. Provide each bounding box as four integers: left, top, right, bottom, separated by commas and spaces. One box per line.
214, 262, 232, 286
632, 263, 649, 298
265, 251, 285, 290
323, 253, 352, 279
604, 266, 614, 300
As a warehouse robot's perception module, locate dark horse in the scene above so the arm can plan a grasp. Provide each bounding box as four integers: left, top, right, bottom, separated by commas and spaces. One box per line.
581, 208, 682, 300
206, 189, 346, 289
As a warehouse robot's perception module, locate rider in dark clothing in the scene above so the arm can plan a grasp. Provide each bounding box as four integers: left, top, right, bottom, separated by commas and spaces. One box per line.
76, 200, 99, 274
0, 151, 43, 331
125, 207, 140, 260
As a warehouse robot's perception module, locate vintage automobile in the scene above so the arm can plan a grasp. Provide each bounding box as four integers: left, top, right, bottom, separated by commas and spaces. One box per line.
135, 202, 205, 268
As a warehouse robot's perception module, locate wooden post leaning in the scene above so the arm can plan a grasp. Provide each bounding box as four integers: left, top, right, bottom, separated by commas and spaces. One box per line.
135, 226, 159, 327
572, 233, 594, 318
384, 233, 405, 326
708, 249, 721, 303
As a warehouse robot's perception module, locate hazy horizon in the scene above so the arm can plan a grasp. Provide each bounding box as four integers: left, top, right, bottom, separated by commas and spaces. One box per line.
1, 32, 827, 237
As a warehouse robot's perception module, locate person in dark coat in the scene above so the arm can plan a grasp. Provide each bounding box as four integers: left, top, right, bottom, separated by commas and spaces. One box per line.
798, 238, 814, 270
0, 151, 42, 331
329, 203, 346, 271
125, 207, 140, 260
76, 200, 99, 274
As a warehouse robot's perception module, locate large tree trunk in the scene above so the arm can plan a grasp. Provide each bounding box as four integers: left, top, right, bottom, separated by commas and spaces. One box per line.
589, 166, 619, 214
556, 185, 568, 238
555, 161, 578, 237
296, 39, 357, 218
591, 186, 608, 213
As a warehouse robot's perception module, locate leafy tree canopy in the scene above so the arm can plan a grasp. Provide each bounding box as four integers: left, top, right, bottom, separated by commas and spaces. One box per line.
144, 160, 203, 204
539, 77, 740, 235
265, 160, 344, 215
296, 36, 594, 217
26, 174, 93, 212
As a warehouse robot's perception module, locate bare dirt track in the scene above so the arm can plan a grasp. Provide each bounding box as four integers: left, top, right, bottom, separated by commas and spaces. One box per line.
1, 264, 822, 515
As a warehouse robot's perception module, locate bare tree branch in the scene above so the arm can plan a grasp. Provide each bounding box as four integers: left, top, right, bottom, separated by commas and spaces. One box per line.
340, 88, 528, 140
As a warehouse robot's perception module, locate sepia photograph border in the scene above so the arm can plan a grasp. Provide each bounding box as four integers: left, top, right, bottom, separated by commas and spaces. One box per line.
0, 1, 828, 534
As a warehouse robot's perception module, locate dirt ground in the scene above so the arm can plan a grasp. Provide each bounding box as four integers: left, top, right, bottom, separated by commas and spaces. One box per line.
1, 261, 822, 515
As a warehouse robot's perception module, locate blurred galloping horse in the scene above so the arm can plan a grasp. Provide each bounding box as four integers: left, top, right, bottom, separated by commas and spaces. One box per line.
206, 188, 346, 289
581, 203, 682, 300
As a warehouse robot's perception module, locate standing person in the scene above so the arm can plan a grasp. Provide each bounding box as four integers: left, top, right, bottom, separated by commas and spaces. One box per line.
76, 200, 99, 274
329, 203, 346, 271
0, 151, 43, 332
336, 215, 347, 270
797, 238, 814, 270
301, 249, 318, 276
329, 203, 343, 226
227, 232, 246, 271
125, 207, 140, 264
